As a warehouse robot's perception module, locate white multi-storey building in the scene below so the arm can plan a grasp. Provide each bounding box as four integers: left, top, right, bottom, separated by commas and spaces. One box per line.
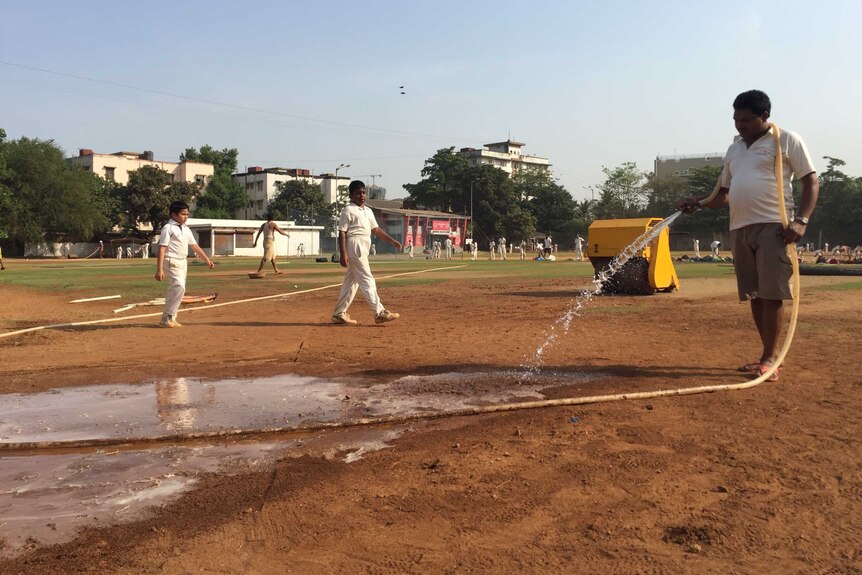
231, 167, 349, 219
69, 149, 214, 186
459, 140, 551, 176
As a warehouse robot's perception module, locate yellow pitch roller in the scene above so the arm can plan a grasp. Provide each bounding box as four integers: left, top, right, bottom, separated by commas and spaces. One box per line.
587, 217, 680, 294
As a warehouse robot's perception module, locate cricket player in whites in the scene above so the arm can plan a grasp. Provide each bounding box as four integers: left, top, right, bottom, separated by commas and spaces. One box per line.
155, 201, 215, 328
331, 181, 402, 325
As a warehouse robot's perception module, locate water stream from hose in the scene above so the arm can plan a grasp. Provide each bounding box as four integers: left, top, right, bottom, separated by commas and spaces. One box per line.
525, 211, 683, 372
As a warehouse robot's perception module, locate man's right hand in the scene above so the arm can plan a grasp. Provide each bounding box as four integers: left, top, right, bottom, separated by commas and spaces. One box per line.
155, 269, 164, 281
340, 256, 349, 268
676, 196, 701, 214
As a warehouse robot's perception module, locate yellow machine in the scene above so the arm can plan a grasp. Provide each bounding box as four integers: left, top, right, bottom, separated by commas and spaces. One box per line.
587, 217, 680, 294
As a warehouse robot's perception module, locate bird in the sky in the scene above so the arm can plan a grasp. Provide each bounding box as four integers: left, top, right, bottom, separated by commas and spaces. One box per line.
399, 85, 406, 94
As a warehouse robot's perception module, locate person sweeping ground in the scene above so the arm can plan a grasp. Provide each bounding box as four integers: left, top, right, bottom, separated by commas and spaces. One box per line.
331, 180, 402, 326
677, 90, 819, 381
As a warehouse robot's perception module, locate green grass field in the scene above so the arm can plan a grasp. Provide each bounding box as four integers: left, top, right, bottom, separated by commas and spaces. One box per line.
0, 253, 857, 301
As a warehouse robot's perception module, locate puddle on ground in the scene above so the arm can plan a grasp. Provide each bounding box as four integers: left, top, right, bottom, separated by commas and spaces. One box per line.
0, 428, 402, 555
0, 371, 605, 446
0, 369, 606, 555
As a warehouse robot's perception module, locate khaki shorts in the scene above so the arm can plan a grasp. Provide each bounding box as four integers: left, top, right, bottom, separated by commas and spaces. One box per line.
730, 223, 794, 301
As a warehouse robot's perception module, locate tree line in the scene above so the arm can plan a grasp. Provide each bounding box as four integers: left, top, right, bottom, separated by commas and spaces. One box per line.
402, 148, 862, 249
2, 129, 859, 251
0, 133, 341, 248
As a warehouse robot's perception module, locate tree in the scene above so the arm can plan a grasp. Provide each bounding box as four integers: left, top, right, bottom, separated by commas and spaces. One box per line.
594, 162, 647, 218
117, 165, 199, 234
269, 179, 337, 234
180, 146, 239, 175
368, 185, 387, 199
403, 150, 540, 244
402, 147, 468, 212
0, 136, 110, 243
193, 172, 247, 219
468, 165, 536, 243
676, 165, 727, 238
0, 129, 10, 240
642, 173, 687, 217
181, 146, 248, 219
517, 168, 576, 234
813, 156, 862, 246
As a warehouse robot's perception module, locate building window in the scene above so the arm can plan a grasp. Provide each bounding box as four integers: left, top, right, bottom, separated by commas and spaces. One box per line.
195, 175, 206, 185
104, 167, 115, 181
256, 181, 263, 192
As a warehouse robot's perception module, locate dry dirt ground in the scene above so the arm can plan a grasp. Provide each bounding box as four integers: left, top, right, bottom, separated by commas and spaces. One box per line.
0, 266, 860, 574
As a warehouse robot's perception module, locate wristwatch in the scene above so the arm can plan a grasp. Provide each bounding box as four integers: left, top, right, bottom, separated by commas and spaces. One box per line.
794, 215, 809, 225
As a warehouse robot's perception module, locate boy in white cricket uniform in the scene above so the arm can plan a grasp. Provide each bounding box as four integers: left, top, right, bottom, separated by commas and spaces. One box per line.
332, 181, 402, 325
155, 201, 215, 328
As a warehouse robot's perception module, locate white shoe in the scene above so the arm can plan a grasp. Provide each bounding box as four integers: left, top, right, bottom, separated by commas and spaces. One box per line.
331, 313, 358, 325
375, 310, 400, 324
159, 318, 182, 328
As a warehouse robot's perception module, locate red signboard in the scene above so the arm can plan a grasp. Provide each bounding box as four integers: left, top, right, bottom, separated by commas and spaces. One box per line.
431, 220, 450, 232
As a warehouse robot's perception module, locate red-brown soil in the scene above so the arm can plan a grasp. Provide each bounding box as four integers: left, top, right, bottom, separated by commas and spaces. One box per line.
0, 270, 859, 574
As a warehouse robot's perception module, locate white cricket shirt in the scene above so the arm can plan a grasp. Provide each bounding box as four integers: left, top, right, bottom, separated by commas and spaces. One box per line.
338, 203, 379, 237
158, 219, 197, 259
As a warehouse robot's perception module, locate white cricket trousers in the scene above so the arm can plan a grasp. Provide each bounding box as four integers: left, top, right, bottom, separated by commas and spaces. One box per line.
333, 236, 385, 316
162, 257, 187, 320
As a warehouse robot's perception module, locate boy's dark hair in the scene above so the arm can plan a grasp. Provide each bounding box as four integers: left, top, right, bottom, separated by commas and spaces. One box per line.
733, 90, 771, 116
349, 180, 366, 193
265, 211, 274, 221
169, 200, 190, 215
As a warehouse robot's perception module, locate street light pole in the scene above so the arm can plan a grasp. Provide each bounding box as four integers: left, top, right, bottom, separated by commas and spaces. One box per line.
335, 162, 350, 202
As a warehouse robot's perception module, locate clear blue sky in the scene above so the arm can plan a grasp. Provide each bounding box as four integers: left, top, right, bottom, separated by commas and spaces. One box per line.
2, 0, 860, 201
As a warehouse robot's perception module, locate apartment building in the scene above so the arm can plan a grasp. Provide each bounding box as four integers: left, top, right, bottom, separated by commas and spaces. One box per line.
231, 167, 349, 219
654, 152, 725, 179
69, 149, 214, 185
459, 140, 551, 176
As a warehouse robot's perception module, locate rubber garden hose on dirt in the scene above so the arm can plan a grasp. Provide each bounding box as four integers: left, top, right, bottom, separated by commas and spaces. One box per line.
0, 132, 802, 451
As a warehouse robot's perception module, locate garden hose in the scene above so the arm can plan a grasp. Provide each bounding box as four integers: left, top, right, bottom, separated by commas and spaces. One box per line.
0, 130, 802, 452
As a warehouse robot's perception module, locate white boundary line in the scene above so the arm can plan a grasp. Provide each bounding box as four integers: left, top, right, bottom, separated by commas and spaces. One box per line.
0, 265, 466, 340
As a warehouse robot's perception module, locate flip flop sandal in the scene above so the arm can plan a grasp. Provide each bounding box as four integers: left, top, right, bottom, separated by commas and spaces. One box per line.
756, 364, 780, 382
738, 360, 762, 373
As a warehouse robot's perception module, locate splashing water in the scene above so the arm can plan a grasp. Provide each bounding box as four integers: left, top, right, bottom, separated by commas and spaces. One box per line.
523, 212, 682, 374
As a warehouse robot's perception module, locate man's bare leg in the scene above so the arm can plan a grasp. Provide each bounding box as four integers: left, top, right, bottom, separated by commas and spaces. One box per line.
750, 298, 783, 364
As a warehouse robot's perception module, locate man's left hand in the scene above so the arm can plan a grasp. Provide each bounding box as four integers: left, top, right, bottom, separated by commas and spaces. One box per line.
782, 221, 806, 244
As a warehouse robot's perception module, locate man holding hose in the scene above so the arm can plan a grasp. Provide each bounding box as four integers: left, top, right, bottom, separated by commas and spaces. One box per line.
677, 90, 819, 381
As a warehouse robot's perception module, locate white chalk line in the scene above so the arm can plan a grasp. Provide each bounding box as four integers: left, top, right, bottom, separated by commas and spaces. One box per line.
0, 265, 466, 339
